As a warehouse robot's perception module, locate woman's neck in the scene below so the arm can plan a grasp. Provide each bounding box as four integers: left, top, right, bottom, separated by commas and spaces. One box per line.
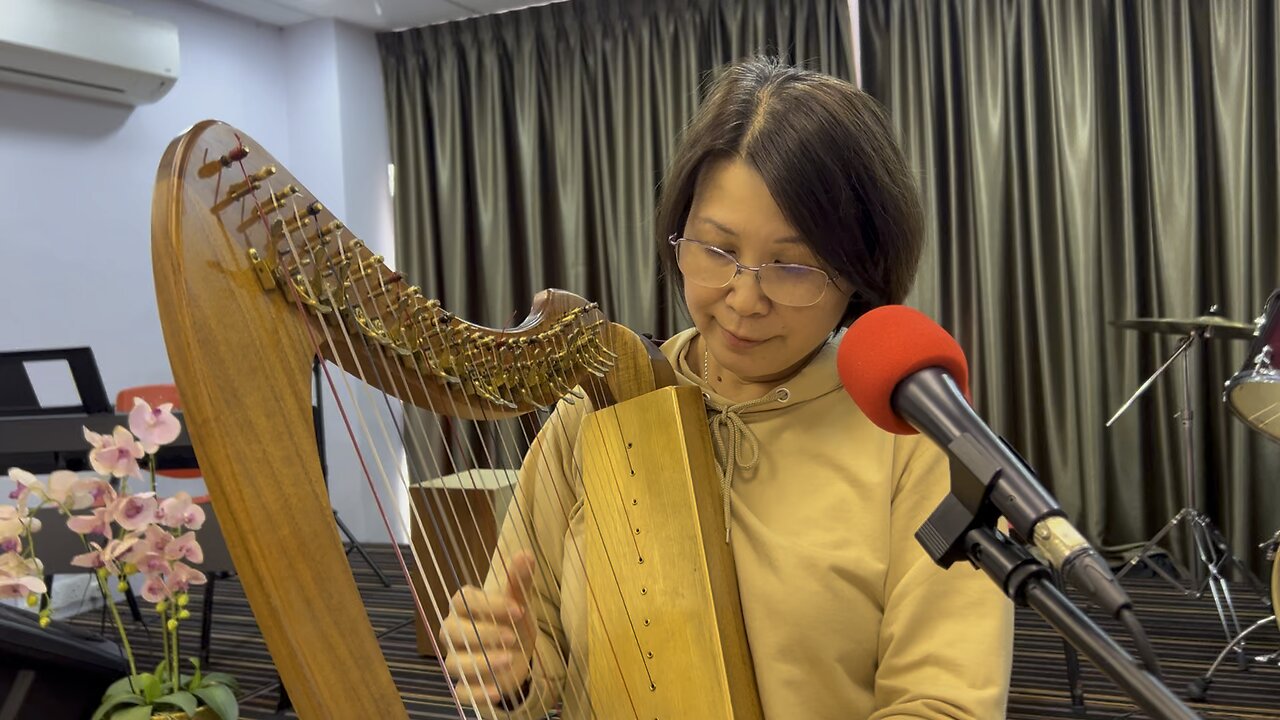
695, 335, 797, 403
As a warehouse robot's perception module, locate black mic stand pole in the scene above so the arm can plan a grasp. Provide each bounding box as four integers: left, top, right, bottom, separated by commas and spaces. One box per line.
920, 495, 1201, 720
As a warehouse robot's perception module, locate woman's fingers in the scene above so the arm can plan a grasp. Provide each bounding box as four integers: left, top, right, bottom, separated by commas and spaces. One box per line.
440, 579, 538, 704
504, 551, 537, 610
438, 615, 519, 650
444, 650, 516, 681
449, 585, 526, 624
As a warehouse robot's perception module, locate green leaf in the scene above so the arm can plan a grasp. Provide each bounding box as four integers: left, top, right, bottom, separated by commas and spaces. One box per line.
187, 656, 202, 688
103, 674, 160, 702
90, 695, 144, 720
192, 684, 238, 720
154, 659, 169, 681
110, 705, 154, 720
154, 690, 199, 716
199, 672, 240, 692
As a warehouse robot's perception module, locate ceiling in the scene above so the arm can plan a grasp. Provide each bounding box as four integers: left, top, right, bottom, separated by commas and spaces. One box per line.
192, 0, 561, 31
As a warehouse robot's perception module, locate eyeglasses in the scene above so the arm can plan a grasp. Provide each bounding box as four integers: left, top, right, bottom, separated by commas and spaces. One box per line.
669, 234, 838, 308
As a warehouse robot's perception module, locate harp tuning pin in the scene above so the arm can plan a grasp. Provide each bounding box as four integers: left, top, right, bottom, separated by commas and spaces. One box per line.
255, 184, 299, 216
270, 215, 313, 238
220, 146, 249, 166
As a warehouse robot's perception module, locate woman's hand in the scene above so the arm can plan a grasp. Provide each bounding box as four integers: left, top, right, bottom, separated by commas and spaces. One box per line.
439, 551, 538, 707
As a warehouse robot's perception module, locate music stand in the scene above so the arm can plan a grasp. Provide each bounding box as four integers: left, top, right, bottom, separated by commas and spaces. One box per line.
311, 358, 392, 589
0, 347, 113, 418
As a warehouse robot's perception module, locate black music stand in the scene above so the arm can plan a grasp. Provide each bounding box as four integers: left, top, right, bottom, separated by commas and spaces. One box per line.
0, 347, 113, 418
312, 358, 392, 588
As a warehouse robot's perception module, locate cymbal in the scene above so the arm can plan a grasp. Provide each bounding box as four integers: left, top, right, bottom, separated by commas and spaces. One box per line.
1110, 315, 1256, 340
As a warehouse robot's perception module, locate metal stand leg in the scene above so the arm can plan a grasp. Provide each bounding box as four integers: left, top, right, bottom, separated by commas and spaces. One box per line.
335, 510, 392, 588
1110, 328, 1260, 664
1185, 614, 1278, 701
200, 573, 217, 667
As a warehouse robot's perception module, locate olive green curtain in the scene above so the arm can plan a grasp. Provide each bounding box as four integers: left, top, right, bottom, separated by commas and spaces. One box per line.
377, 0, 851, 339
862, 0, 1280, 571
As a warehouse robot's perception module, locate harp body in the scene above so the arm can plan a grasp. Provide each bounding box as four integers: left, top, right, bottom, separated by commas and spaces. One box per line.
151, 120, 761, 718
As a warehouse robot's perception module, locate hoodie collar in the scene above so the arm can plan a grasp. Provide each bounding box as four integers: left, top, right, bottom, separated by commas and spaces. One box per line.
660, 327, 844, 412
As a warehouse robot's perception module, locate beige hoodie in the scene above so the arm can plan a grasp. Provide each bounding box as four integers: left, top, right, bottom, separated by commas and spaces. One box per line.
476, 327, 1014, 719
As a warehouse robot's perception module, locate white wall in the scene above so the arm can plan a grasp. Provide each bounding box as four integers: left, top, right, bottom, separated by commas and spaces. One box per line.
0, 0, 402, 544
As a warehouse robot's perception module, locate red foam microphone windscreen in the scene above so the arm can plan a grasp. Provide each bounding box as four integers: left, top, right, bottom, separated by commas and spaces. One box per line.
837, 306, 971, 435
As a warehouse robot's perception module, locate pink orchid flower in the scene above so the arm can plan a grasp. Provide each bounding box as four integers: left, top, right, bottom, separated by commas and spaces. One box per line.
164, 532, 203, 564
84, 425, 144, 479
113, 493, 158, 531
140, 573, 171, 602
133, 551, 170, 577
6, 467, 38, 505
0, 552, 47, 599
0, 505, 41, 539
11, 469, 100, 511
157, 492, 205, 530
0, 573, 47, 599
127, 398, 181, 454
66, 506, 114, 537
166, 561, 207, 592
128, 523, 174, 558
70, 536, 139, 574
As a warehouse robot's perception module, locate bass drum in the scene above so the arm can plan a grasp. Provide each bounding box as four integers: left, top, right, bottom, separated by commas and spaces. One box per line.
1225, 289, 1280, 442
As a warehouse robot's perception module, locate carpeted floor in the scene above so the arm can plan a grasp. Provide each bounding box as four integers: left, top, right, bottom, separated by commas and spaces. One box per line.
65, 544, 1280, 719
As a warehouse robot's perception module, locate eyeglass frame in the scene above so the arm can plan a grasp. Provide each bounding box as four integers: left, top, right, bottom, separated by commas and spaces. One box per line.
667, 234, 842, 308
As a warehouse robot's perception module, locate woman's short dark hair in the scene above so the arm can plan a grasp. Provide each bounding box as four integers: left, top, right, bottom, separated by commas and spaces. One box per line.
655, 56, 924, 326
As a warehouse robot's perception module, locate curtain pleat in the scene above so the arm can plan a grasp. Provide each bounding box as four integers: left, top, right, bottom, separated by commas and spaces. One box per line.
863, 0, 1280, 572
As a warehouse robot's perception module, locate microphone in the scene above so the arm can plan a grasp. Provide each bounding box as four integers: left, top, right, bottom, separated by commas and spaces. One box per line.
837, 306, 1132, 618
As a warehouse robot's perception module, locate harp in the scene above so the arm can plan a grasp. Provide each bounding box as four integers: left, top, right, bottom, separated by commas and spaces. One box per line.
151, 121, 763, 719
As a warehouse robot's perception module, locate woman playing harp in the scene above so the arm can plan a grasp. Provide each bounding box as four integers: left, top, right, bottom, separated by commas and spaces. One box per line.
440, 58, 1014, 719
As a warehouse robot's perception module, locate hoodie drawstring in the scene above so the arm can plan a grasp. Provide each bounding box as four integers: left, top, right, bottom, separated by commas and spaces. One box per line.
706, 388, 785, 542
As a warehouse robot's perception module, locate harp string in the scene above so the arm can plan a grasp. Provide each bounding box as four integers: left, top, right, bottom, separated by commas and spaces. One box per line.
292, 198, 596, 717
228, 160, 471, 718
240, 156, 662, 717
296, 205, 526, 719
257, 170, 506, 712
378, 290, 589, 712
253, 173, 481, 717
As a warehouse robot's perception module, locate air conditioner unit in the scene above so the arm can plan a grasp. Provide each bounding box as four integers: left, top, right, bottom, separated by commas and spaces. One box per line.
0, 0, 179, 106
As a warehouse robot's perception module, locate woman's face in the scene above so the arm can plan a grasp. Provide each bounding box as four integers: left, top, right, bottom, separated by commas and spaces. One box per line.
680, 157, 853, 389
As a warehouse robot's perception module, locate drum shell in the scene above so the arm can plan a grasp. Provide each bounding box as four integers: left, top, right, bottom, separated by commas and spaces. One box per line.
1225, 289, 1280, 442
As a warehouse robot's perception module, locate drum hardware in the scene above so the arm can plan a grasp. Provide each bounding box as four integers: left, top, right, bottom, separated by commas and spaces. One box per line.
1108, 306, 1269, 664
1184, 529, 1280, 702
1111, 314, 1257, 340
1224, 289, 1280, 443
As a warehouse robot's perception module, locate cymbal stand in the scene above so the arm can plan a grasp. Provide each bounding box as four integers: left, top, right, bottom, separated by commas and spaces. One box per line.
1109, 328, 1264, 660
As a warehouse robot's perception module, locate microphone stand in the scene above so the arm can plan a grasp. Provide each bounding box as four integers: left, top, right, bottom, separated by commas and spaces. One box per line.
920, 494, 1201, 720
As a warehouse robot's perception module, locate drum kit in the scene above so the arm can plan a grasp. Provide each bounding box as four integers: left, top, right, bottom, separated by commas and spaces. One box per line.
1107, 289, 1280, 697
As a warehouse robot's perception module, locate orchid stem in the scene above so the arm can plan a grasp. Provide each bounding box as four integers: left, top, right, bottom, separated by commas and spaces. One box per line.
172, 608, 181, 692
98, 572, 139, 678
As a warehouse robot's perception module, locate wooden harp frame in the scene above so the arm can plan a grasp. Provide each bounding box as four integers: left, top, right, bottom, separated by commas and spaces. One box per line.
151, 120, 761, 718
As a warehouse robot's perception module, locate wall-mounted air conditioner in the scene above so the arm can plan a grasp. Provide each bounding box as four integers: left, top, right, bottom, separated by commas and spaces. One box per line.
0, 0, 179, 106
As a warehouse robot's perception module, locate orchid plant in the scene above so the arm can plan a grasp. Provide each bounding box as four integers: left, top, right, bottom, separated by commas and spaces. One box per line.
0, 399, 238, 720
